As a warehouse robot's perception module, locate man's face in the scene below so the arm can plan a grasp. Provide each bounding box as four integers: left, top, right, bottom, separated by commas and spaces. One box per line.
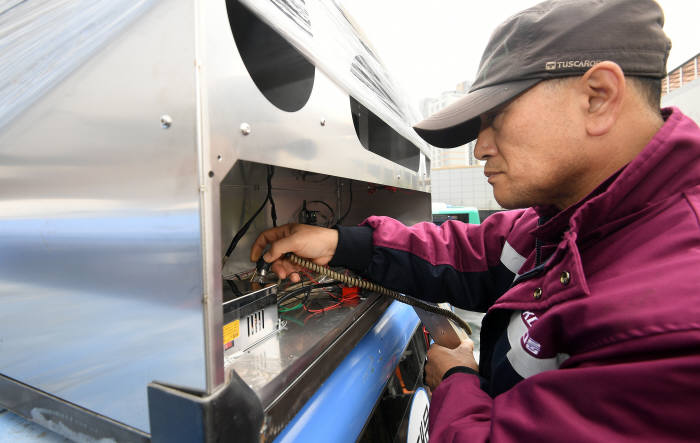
474, 81, 589, 210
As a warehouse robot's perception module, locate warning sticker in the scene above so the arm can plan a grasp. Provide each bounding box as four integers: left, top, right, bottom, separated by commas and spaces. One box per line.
223, 320, 240, 345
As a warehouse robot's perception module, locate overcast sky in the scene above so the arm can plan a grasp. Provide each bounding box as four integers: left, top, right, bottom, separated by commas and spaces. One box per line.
343, 0, 699, 107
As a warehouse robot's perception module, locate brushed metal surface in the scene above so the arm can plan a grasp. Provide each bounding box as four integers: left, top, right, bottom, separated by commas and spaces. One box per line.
0, 0, 205, 433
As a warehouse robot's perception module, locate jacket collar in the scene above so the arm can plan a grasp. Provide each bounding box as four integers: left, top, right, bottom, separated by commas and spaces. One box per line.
531, 107, 700, 243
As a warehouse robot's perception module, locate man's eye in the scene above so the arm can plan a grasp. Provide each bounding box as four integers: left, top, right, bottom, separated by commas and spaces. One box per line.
482, 113, 497, 128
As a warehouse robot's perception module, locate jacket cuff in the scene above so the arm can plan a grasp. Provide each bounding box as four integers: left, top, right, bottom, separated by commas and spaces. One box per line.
328, 225, 373, 271
442, 366, 479, 381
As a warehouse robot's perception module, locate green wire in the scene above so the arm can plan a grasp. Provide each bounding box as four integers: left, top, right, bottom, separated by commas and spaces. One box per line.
279, 303, 302, 312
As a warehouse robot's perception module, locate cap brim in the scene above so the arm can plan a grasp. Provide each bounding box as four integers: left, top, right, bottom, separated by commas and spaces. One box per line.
413, 78, 541, 148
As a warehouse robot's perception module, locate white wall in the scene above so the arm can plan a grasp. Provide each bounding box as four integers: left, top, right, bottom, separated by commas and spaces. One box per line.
431, 167, 501, 210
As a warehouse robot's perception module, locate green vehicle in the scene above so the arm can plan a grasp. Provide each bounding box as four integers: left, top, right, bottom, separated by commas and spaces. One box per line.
432, 203, 481, 225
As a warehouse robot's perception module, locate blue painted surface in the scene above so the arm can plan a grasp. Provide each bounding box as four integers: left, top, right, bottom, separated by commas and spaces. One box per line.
275, 301, 420, 443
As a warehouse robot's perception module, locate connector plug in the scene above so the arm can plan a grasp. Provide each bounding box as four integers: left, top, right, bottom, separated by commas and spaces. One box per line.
256, 256, 271, 277
251, 256, 272, 284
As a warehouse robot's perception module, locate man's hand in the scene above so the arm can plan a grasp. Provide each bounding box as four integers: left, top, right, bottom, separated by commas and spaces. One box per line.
250, 223, 338, 282
424, 338, 478, 391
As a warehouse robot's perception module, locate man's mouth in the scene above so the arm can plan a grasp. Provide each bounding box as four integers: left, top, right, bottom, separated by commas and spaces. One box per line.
484, 170, 502, 183
483, 170, 500, 177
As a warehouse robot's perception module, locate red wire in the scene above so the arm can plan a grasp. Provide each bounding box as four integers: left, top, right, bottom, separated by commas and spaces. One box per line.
301, 270, 339, 298
304, 301, 343, 313
295, 266, 361, 319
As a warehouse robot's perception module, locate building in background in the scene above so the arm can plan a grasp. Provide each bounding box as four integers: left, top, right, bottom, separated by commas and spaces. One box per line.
662, 52, 699, 96
662, 52, 700, 122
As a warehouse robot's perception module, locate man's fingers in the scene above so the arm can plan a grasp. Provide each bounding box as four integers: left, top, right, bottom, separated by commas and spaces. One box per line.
264, 234, 299, 263
270, 259, 303, 281
250, 225, 291, 261
457, 337, 475, 353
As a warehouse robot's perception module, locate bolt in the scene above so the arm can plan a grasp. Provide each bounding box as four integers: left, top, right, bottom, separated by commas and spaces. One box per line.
160, 115, 172, 129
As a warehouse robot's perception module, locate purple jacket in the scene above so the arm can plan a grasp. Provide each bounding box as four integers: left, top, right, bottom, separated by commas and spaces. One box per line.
332, 108, 700, 441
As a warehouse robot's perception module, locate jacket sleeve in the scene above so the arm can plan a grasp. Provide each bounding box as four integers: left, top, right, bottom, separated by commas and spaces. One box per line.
429, 332, 700, 442
331, 210, 529, 311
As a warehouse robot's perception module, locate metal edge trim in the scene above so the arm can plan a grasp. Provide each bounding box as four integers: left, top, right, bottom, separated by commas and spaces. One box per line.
0, 373, 150, 442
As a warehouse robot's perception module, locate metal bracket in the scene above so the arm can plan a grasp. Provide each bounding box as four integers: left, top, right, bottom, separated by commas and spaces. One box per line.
148, 370, 264, 443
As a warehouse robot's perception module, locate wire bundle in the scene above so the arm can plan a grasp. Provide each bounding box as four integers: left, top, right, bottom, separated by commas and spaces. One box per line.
286, 253, 472, 335
276, 270, 360, 320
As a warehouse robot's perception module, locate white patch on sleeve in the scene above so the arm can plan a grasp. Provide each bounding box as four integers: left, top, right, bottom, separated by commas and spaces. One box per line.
500, 241, 526, 279
506, 311, 570, 379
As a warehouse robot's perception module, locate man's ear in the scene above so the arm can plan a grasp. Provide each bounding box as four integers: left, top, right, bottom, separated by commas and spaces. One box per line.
580, 61, 625, 136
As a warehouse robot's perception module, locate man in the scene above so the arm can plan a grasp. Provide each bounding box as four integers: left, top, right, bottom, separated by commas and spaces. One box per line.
251, 0, 700, 440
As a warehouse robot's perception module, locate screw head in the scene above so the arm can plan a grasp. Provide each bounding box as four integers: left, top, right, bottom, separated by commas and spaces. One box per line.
160, 115, 172, 129
240, 122, 251, 135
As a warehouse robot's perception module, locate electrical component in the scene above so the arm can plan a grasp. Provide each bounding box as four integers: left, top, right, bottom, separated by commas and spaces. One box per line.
298, 200, 319, 225
251, 256, 272, 284
222, 278, 278, 353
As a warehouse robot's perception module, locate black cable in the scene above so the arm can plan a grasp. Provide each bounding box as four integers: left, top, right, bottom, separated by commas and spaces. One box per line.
268, 166, 277, 228
224, 166, 275, 258
337, 180, 353, 225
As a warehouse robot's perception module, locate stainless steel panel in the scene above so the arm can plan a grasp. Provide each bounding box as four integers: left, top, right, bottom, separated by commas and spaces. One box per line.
200, 0, 430, 190
0, 0, 205, 433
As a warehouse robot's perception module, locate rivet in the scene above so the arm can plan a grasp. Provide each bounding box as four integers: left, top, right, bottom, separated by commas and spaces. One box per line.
160, 114, 172, 129
396, 174, 401, 180
240, 122, 251, 135
560, 270, 571, 285
533, 287, 542, 299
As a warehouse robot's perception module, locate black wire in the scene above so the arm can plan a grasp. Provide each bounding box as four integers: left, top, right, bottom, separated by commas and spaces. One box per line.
268, 166, 277, 228
337, 180, 353, 225
224, 166, 275, 258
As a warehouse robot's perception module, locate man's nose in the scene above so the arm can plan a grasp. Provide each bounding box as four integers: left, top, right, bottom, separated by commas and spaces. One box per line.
474, 127, 495, 160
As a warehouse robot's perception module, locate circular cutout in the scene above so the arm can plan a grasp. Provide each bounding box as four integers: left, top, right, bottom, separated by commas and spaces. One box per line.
226, 0, 315, 112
